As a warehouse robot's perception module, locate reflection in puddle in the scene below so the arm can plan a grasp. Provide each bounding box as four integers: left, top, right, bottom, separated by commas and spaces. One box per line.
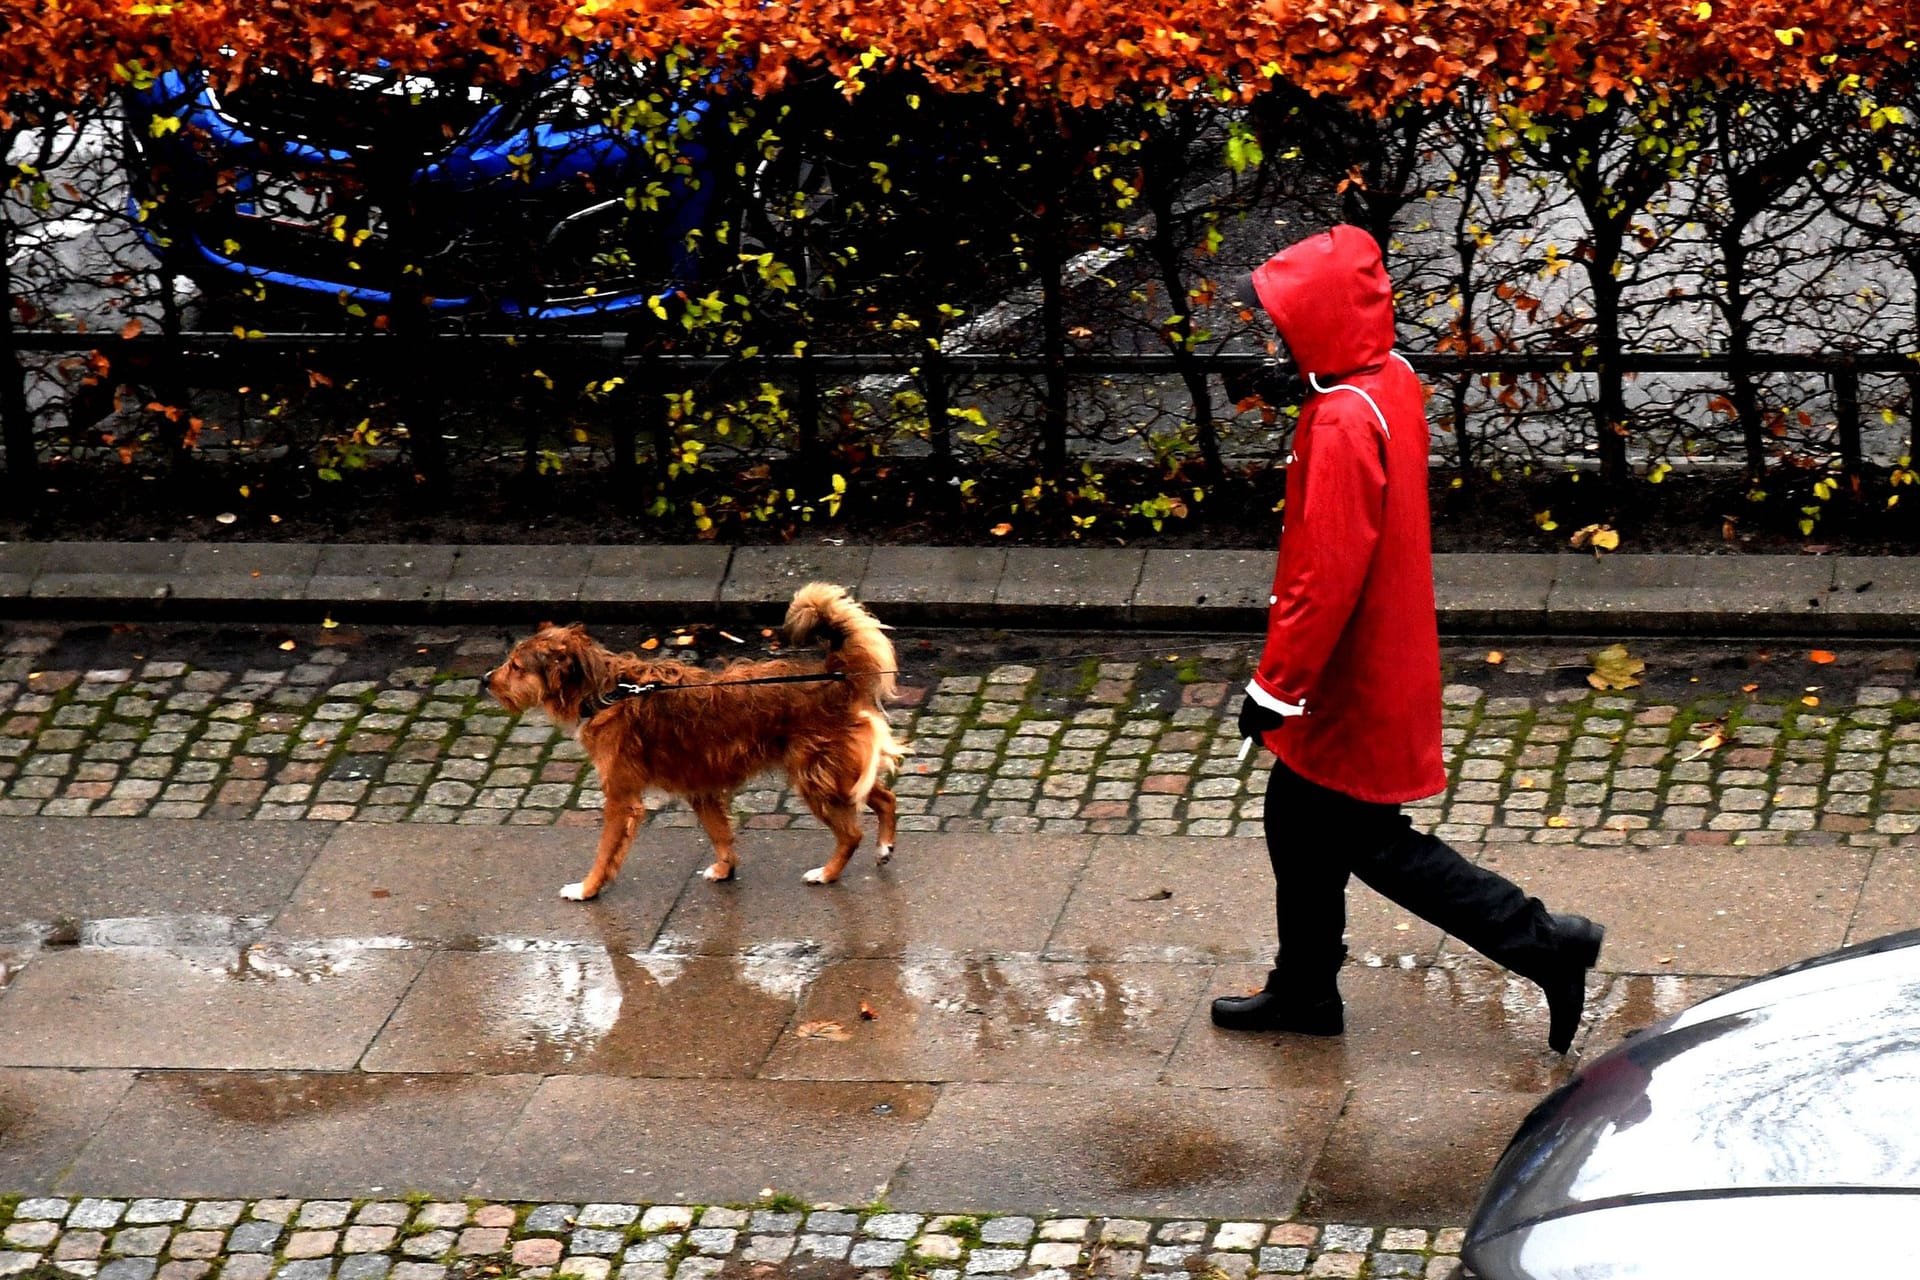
896, 957, 1161, 1040
174, 943, 385, 983
497, 953, 624, 1062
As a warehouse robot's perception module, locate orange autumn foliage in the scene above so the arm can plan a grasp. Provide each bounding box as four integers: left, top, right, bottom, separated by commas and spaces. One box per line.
2, 0, 1916, 114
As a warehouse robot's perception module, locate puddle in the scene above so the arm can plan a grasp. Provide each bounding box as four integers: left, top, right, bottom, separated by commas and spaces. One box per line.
896, 957, 1164, 1039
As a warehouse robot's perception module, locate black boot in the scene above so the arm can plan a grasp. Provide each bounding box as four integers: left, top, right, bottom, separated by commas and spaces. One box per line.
1211, 948, 1345, 1036
1535, 914, 1606, 1054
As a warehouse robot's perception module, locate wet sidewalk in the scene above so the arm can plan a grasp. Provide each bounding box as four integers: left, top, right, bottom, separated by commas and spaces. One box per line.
3, 815, 1914, 1221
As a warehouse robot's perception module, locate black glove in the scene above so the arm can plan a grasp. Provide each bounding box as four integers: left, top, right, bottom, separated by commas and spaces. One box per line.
1237, 693, 1285, 742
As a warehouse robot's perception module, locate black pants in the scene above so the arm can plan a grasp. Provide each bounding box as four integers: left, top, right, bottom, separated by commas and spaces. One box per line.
1263, 759, 1562, 985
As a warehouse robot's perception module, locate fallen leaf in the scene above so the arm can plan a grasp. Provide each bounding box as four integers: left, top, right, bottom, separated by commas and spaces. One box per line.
1570, 523, 1621, 555
1682, 732, 1725, 762
641, 637, 660, 650
322, 617, 339, 630
1486, 650, 1505, 665
990, 522, 1013, 537
1741, 683, 1759, 693
371, 888, 391, 899
1547, 815, 1570, 828
671, 634, 694, 646
1656, 955, 1674, 965
1587, 643, 1646, 690
858, 1001, 878, 1021
1802, 695, 1821, 707
278, 640, 296, 652
215, 512, 238, 524
795, 1020, 851, 1041
1810, 650, 1836, 664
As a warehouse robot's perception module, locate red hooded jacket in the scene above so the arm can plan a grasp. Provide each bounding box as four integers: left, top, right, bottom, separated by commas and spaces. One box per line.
1244, 226, 1446, 804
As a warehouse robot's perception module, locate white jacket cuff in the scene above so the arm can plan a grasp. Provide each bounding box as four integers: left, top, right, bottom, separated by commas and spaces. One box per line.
1245, 679, 1306, 717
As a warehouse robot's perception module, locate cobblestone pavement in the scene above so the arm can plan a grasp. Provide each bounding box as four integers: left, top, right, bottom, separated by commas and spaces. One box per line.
1, 621, 1917, 847
0, 1197, 1468, 1280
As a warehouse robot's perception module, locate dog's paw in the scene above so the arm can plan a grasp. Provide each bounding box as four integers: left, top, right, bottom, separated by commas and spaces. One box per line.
560, 881, 592, 901
701, 863, 734, 882
803, 866, 835, 885
876, 842, 895, 865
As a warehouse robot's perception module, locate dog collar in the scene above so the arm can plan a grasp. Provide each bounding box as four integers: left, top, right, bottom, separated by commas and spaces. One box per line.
582, 677, 655, 717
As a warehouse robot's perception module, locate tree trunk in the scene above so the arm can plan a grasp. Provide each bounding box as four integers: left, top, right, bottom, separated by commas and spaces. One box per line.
1140, 162, 1221, 486
1037, 196, 1070, 491
0, 220, 37, 495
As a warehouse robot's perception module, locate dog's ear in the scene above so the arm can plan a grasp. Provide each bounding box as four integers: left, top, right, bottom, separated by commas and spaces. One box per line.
536, 633, 587, 698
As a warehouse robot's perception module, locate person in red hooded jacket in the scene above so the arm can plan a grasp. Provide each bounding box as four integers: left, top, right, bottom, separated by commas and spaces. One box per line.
1210, 226, 1605, 1054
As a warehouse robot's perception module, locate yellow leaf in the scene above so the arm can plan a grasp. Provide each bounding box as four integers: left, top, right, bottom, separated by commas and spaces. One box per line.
1486, 650, 1504, 665
990, 522, 1013, 537
1546, 815, 1570, 828
322, 617, 340, 630
1693, 1, 1710, 16
1588, 643, 1646, 690
1802, 695, 1821, 707
1591, 528, 1621, 552
278, 640, 296, 652
1682, 732, 1725, 762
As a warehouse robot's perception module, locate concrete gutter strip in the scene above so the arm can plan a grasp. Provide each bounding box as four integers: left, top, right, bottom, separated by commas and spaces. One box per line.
0, 540, 1916, 635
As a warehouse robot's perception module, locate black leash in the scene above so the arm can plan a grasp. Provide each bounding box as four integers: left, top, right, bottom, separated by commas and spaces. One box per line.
589, 668, 849, 710
582, 639, 1245, 709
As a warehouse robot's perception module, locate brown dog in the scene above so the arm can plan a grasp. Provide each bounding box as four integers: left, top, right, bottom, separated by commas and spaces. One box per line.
484, 583, 905, 898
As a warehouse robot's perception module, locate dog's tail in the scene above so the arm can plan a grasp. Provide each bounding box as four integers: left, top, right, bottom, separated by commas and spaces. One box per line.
785, 582, 897, 705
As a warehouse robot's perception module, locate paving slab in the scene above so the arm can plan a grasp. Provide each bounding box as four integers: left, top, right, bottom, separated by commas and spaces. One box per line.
887, 1083, 1345, 1217
28, 542, 185, 605
61, 1071, 540, 1197
0, 944, 425, 1070
304, 545, 455, 607
579, 545, 733, 609
994, 549, 1145, 627
0, 818, 330, 942
1577, 973, 1740, 1060
1166, 962, 1569, 1095
1298, 1067, 1542, 1223
1474, 843, 1871, 976
1829, 557, 1920, 632
721, 546, 875, 607
1132, 551, 1270, 629
0, 541, 49, 601
1689, 555, 1839, 630
1043, 837, 1445, 967
1846, 846, 1920, 945
361, 952, 797, 1077
759, 958, 1209, 1085
857, 547, 1008, 622
652, 831, 1093, 960
474, 1077, 935, 1203
0, 1067, 137, 1193
1433, 554, 1555, 631
446, 546, 593, 609
268, 823, 696, 951
171, 544, 320, 606
1544, 552, 1700, 632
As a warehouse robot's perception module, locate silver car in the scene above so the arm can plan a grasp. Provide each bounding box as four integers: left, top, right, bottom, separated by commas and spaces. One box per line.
1465, 928, 1920, 1279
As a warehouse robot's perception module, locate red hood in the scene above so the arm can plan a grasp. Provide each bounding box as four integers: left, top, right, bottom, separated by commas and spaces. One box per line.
1249, 225, 1395, 380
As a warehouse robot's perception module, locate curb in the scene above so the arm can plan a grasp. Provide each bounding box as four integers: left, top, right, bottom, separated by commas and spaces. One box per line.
2, 540, 1918, 635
